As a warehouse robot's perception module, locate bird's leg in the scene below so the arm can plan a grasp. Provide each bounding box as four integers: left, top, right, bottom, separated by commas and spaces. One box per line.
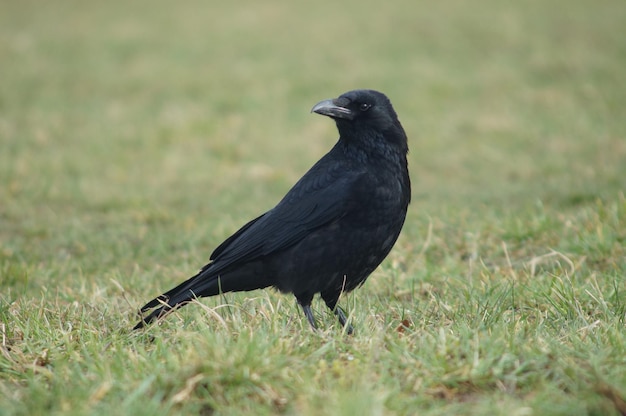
297, 294, 317, 331
301, 303, 318, 331
333, 306, 354, 334
333, 306, 354, 335
322, 291, 354, 335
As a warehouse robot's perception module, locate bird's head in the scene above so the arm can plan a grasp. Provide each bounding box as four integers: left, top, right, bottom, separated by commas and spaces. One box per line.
311, 89, 397, 127
311, 89, 407, 153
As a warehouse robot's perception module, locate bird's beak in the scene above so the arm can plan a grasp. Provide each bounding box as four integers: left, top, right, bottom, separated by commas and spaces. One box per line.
311, 98, 354, 120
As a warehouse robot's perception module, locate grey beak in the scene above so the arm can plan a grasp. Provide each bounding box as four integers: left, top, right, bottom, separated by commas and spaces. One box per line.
311, 98, 354, 120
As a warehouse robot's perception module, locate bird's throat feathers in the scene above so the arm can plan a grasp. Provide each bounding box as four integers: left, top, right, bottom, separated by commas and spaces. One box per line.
337, 124, 408, 167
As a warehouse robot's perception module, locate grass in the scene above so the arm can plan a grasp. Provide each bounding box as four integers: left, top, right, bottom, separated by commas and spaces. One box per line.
1, 0, 625, 414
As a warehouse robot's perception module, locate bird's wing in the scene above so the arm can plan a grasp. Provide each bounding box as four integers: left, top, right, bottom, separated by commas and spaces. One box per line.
209, 213, 266, 261
204, 161, 364, 274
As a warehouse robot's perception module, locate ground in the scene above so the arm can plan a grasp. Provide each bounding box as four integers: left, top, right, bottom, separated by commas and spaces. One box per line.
1, 0, 625, 415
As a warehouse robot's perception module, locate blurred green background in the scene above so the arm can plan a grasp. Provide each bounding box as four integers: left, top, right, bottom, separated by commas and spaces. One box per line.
1, 1, 625, 415
2, 0, 623, 274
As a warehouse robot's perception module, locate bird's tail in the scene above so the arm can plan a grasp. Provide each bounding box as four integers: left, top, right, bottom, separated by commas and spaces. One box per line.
133, 269, 221, 330
133, 262, 269, 330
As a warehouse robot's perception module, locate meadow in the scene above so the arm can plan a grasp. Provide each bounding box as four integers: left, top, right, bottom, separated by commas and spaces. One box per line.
1, 0, 625, 414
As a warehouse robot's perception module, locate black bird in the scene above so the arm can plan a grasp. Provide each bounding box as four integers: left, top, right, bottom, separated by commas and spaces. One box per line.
133, 89, 410, 332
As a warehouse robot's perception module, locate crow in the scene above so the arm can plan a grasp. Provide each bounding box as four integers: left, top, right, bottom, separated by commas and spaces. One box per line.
133, 89, 410, 333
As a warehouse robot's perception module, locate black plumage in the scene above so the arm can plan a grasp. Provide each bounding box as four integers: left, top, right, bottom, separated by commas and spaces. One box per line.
133, 89, 410, 333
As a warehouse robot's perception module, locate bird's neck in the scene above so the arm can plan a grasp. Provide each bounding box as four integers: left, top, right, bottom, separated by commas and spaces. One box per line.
338, 129, 408, 168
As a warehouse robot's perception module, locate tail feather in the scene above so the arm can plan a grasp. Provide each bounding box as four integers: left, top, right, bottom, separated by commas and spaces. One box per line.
140, 271, 203, 312
134, 270, 221, 330
133, 261, 270, 330
132, 300, 184, 330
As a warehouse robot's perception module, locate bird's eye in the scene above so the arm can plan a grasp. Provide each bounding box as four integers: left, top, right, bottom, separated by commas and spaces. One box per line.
359, 103, 372, 112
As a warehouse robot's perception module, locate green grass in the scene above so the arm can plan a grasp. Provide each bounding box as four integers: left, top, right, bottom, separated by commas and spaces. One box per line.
1, 0, 625, 414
